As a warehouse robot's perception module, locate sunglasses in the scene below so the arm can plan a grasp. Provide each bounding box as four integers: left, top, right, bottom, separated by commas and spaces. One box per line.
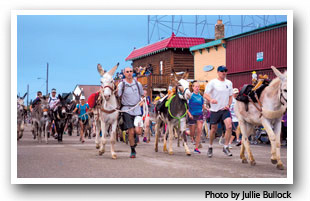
126, 70, 133, 73
219, 70, 227, 72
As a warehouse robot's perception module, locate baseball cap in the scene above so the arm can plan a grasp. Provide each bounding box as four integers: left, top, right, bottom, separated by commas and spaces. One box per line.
80, 96, 85, 100
217, 65, 228, 72
51, 88, 56, 93
233, 88, 239, 94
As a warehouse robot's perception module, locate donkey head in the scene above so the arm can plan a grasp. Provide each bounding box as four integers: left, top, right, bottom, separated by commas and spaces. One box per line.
40, 95, 50, 118
17, 93, 27, 115
73, 92, 81, 104
271, 66, 287, 106
57, 93, 71, 116
171, 69, 191, 100
97, 63, 119, 101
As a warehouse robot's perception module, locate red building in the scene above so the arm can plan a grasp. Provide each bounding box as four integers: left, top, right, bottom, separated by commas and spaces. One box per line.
225, 22, 287, 89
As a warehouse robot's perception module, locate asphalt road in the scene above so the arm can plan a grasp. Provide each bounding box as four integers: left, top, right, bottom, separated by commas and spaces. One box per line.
17, 124, 287, 178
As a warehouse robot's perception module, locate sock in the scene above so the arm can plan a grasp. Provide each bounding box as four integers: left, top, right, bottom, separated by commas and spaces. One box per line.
209, 145, 213, 148
131, 146, 136, 153
224, 145, 228, 148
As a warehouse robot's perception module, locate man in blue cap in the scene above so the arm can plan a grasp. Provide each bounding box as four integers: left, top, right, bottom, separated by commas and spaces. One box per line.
204, 65, 233, 157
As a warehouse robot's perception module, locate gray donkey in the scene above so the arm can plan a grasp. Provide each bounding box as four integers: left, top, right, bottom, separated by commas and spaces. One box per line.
31, 95, 51, 143
17, 93, 27, 140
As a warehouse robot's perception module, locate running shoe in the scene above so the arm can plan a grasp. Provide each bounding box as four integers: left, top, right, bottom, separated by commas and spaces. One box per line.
223, 147, 233, 156
236, 140, 242, 146
194, 148, 201, 154
207, 147, 213, 158
130, 152, 136, 158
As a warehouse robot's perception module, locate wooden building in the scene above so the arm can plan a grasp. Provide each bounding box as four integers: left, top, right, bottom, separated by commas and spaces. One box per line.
125, 33, 209, 99
190, 21, 287, 90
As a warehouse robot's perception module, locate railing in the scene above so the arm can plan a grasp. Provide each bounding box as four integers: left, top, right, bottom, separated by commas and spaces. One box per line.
137, 74, 170, 88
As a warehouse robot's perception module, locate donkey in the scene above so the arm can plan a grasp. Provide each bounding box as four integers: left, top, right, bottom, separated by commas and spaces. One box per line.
66, 93, 80, 136
31, 95, 50, 143
17, 93, 27, 140
154, 70, 192, 155
53, 94, 71, 142
235, 66, 287, 170
40, 95, 51, 144
96, 63, 119, 159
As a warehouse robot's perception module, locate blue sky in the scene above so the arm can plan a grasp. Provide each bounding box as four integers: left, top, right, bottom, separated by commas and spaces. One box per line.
17, 15, 286, 101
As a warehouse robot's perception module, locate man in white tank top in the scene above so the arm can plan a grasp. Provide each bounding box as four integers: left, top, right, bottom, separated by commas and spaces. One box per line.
204, 66, 233, 158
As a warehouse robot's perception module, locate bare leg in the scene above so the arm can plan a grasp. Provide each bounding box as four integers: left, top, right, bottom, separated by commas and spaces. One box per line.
195, 120, 203, 150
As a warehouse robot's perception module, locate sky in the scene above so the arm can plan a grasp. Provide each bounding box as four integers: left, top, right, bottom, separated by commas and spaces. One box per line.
17, 14, 286, 102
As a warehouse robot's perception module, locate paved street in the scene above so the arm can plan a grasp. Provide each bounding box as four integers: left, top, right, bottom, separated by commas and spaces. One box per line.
17, 124, 287, 178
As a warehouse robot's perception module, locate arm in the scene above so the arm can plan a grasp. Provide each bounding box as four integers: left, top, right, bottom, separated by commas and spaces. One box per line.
203, 93, 217, 104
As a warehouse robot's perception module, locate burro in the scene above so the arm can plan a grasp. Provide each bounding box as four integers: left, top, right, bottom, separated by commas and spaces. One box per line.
205, 191, 229, 198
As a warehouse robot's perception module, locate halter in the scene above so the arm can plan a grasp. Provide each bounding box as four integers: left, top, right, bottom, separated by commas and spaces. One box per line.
99, 81, 117, 114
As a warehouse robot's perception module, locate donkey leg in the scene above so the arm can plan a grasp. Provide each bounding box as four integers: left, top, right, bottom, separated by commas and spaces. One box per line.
95, 120, 101, 149
110, 123, 117, 159
240, 134, 247, 163
274, 120, 284, 170
45, 122, 49, 144
180, 119, 191, 156
168, 124, 174, 155
240, 122, 256, 165
163, 129, 168, 153
99, 122, 106, 155
262, 119, 278, 165
154, 117, 161, 152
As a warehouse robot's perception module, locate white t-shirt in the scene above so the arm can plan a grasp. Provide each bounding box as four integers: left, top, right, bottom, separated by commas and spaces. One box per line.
204, 78, 233, 112
230, 97, 238, 122
49, 95, 58, 110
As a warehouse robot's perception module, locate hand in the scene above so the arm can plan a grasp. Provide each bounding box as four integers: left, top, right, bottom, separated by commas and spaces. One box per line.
210, 99, 218, 104
189, 114, 193, 119
224, 105, 230, 110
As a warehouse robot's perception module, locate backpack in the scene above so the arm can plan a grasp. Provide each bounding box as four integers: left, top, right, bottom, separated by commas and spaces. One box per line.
119, 80, 142, 107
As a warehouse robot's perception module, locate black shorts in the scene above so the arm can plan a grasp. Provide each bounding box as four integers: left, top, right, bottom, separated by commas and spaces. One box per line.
79, 118, 89, 125
188, 115, 203, 125
210, 110, 231, 125
123, 113, 140, 130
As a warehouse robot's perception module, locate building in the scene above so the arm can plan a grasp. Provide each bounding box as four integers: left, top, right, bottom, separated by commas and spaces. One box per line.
190, 21, 287, 89
73, 85, 101, 102
125, 32, 209, 99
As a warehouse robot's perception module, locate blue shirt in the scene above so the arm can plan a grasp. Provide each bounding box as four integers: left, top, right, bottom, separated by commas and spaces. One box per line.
77, 103, 89, 120
188, 93, 204, 116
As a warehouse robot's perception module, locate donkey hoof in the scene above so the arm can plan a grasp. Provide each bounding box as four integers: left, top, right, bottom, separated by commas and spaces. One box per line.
155, 147, 158, 152
271, 159, 277, 164
277, 164, 284, 170
96, 144, 100, 149
112, 154, 117, 160
99, 150, 104, 155
250, 161, 256, 166
186, 153, 191, 156
241, 159, 248, 163
168, 151, 174, 155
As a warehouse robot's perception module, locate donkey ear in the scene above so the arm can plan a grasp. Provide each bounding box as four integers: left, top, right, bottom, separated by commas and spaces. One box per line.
22, 93, 27, 99
108, 62, 119, 76
271, 66, 286, 81
97, 64, 105, 76
58, 94, 62, 100
182, 69, 189, 80
170, 70, 178, 86
64, 93, 71, 100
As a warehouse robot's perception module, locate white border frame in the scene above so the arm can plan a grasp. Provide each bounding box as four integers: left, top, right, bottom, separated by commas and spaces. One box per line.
11, 10, 293, 184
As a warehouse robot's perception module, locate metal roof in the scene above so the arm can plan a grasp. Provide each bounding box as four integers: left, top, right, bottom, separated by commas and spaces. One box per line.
190, 21, 287, 52
125, 32, 205, 61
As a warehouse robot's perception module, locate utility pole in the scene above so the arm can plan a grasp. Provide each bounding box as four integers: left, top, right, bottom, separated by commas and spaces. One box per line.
46, 62, 49, 95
